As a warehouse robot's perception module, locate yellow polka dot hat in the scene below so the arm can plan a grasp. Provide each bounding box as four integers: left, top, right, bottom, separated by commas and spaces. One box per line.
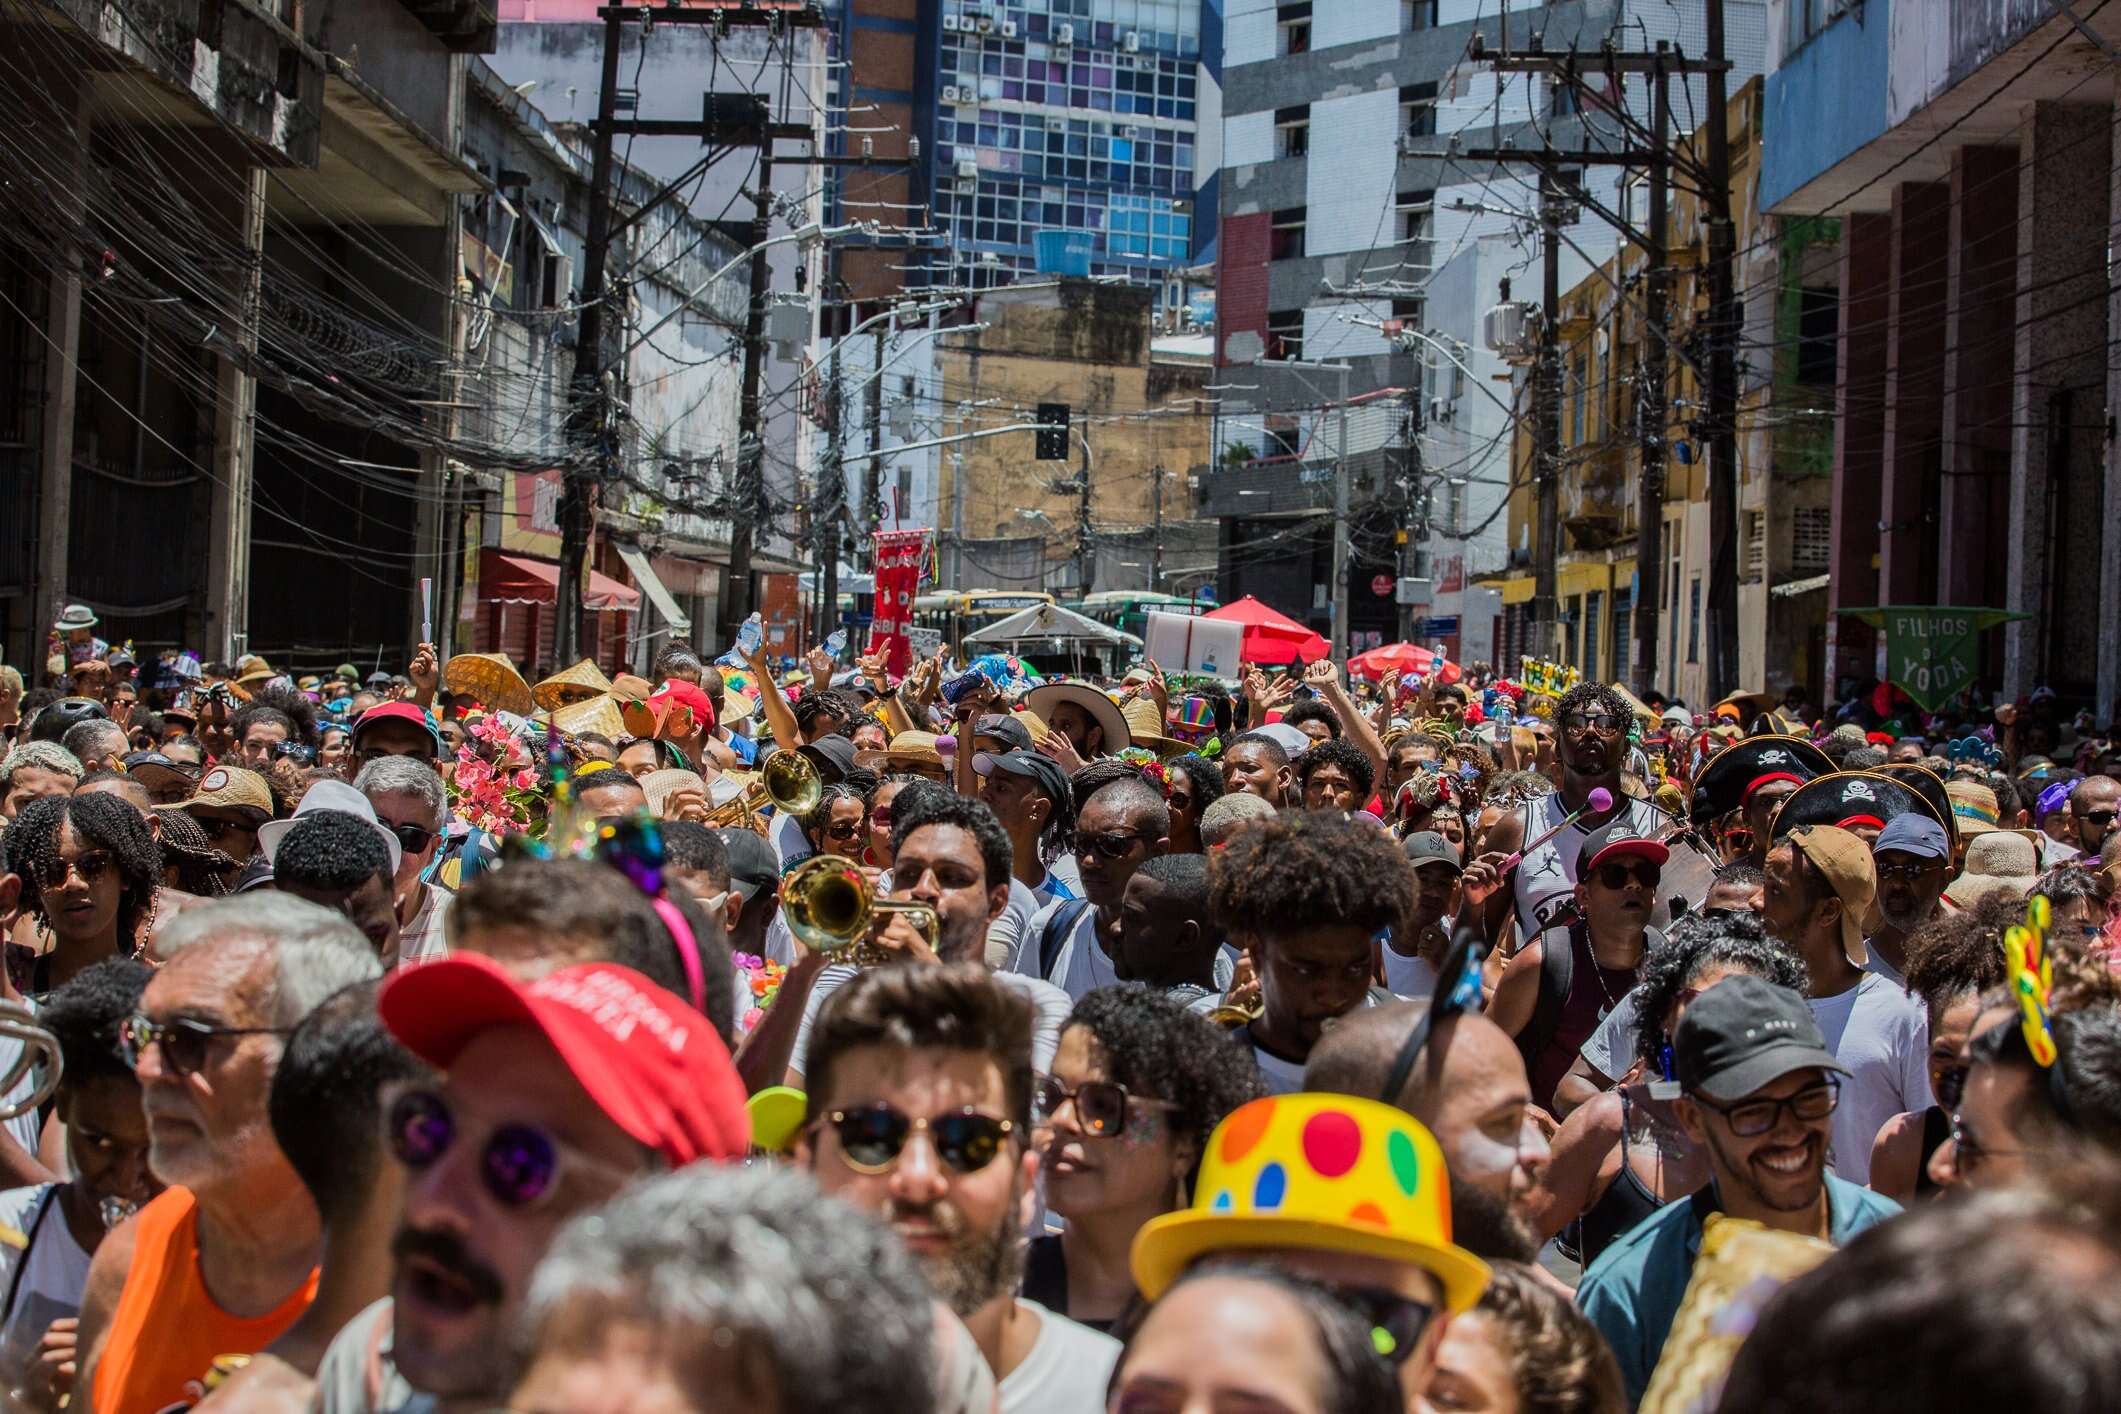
1131, 1094, 1490, 1312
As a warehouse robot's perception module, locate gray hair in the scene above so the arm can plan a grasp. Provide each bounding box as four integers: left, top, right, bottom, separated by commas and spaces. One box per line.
155, 894, 382, 1027
61, 720, 128, 764
518, 1166, 938, 1414
3, 741, 84, 787
1200, 790, 1276, 847
354, 754, 447, 829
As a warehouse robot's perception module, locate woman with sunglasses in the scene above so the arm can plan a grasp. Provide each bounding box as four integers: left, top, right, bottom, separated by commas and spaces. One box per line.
1161, 754, 1223, 857
1521, 914, 1807, 1267
1106, 1262, 1399, 1414
800, 782, 870, 862
1, 793, 163, 997
1868, 899, 2008, 1203
1026, 987, 1265, 1331
862, 774, 921, 871
1417, 1262, 1625, 1414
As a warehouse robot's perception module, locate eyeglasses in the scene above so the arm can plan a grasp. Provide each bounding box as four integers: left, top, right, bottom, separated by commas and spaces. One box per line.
386, 821, 436, 853
1034, 1076, 1179, 1139
1934, 1064, 1967, 1110
1331, 1283, 1437, 1365
1561, 712, 1623, 736
1071, 829, 1152, 860
28, 850, 114, 891
1594, 860, 1661, 890
818, 1103, 1015, 1176
122, 1014, 291, 1077
1694, 1078, 1841, 1137
388, 1089, 625, 1208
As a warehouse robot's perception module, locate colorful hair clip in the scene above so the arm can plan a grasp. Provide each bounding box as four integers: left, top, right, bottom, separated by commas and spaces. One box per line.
2005, 895, 2057, 1070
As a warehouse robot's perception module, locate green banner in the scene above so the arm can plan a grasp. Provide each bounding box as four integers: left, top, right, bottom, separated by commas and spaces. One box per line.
1836, 606, 2028, 713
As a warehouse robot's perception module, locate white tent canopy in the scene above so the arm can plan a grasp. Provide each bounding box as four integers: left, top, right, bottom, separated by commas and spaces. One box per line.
963, 601, 1140, 648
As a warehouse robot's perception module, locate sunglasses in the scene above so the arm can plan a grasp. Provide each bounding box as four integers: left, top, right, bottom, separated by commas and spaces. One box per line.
2081, 809, 2118, 829
122, 1014, 291, 1077
28, 850, 114, 891
1594, 860, 1661, 890
1562, 712, 1624, 736
1695, 1078, 1841, 1137
1034, 1076, 1178, 1139
823, 818, 865, 841
1332, 1283, 1437, 1365
819, 1104, 1014, 1176
1875, 858, 1941, 882
387, 821, 436, 853
388, 1089, 622, 1208
194, 817, 252, 843
1071, 829, 1152, 861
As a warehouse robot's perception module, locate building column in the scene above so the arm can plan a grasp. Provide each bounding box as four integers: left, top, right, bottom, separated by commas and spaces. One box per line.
1938, 147, 2018, 613
2102, 88, 2121, 725
32, 81, 89, 664
1879, 182, 1949, 603
2007, 102, 2110, 698
201, 167, 267, 664
1826, 212, 1889, 700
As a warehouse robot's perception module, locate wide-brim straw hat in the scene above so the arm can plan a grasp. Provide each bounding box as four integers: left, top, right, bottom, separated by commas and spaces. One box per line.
443, 653, 534, 716
550, 693, 626, 741
1121, 697, 1185, 757
533, 658, 616, 713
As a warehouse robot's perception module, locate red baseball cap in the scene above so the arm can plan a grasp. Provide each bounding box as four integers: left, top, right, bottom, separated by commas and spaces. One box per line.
378, 953, 749, 1165
351, 701, 443, 757
649, 679, 718, 735
1576, 818, 1672, 874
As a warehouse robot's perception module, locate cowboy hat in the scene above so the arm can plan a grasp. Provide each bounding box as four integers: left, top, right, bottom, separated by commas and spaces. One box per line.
1024, 682, 1129, 756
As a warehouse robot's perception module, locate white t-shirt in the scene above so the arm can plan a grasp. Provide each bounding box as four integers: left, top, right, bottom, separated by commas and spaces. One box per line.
397, 883, 452, 968
989, 878, 1043, 972
788, 967, 1073, 1082
771, 810, 811, 868
999, 1300, 1120, 1414
1382, 948, 1440, 1001
0, 1185, 89, 1389
1807, 973, 1932, 1185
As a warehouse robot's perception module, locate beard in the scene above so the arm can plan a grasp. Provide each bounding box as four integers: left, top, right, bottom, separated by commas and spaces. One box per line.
1448, 1175, 1539, 1263
889, 1196, 1025, 1318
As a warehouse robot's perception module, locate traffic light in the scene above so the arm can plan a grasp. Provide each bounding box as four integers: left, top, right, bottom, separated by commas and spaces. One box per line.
1035, 402, 1070, 460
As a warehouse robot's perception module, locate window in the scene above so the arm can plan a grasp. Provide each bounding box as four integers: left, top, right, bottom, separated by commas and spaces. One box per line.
1744, 510, 1766, 582
1397, 188, 1434, 246
1792, 506, 1833, 573
1687, 575, 1702, 663
1788, 0, 1852, 52
1401, 82, 1438, 139
1271, 206, 1307, 261
1613, 589, 1632, 685
1277, 3, 1311, 56
1403, 0, 1436, 30
1267, 310, 1304, 362
1796, 286, 1838, 385
1275, 105, 1310, 159
1584, 590, 1603, 680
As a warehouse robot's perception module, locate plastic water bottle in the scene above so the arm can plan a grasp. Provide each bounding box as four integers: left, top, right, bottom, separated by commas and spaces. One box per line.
719, 613, 765, 667
824, 628, 849, 659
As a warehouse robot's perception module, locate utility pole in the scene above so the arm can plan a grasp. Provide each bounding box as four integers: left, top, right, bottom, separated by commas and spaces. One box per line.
865, 323, 886, 543
1073, 430, 1093, 596
1151, 464, 1165, 590
722, 153, 776, 648
1634, 48, 1671, 700
555, 5, 625, 666
1398, 384, 1423, 645
1703, 0, 1740, 699
815, 326, 843, 644
1329, 361, 1351, 658
1532, 169, 1563, 662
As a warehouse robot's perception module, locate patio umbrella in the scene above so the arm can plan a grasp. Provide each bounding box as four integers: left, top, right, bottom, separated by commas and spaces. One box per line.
1200, 596, 1328, 666
1346, 642, 1463, 685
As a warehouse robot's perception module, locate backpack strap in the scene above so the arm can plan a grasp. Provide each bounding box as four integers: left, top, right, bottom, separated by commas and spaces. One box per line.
1516, 919, 1582, 1073
1037, 899, 1094, 982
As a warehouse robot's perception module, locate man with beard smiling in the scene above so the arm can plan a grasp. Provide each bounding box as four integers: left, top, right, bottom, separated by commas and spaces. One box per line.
1578, 975, 1899, 1406
310, 952, 748, 1414
797, 962, 1120, 1410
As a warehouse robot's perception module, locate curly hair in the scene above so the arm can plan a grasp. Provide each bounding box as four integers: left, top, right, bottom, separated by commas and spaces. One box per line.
38, 956, 152, 1086
228, 703, 299, 754
2033, 863, 2111, 911
274, 810, 392, 893
1166, 753, 1225, 814
1292, 738, 1375, 802
250, 685, 320, 745
1208, 810, 1411, 942
1061, 986, 1266, 1183
1467, 1262, 1628, 1414
1903, 895, 2013, 1031
794, 687, 861, 739
1556, 681, 1634, 733
888, 783, 1012, 893
1631, 911, 1809, 1065
1280, 699, 1341, 739
2, 791, 163, 939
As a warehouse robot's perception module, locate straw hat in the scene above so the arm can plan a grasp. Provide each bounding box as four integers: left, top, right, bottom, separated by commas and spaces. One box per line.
641, 768, 709, 817
1944, 779, 2001, 836
550, 693, 627, 741
1121, 697, 1184, 757
1944, 832, 2038, 907
533, 658, 616, 713
855, 730, 947, 774
443, 652, 534, 716
1024, 682, 1129, 756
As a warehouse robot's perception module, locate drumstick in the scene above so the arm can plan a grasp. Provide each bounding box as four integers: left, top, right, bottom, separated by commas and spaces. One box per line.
1499, 787, 1614, 872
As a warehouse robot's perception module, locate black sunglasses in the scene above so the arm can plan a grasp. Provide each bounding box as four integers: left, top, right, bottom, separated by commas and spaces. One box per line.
1332, 1283, 1437, 1365
820, 1104, 1014, 1175
386, 821, 436, 853
388, 1089, 619, 1208
1071, 829, 1152, 861
1594, 860, 1661, 890
28, 850, 115, 892
122, 1014, 291, 1077
1034, 1076, 1178, 1139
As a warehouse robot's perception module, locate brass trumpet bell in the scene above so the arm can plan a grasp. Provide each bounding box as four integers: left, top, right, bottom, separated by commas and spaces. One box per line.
763, 748, 823, 817
781, 853, 940, 965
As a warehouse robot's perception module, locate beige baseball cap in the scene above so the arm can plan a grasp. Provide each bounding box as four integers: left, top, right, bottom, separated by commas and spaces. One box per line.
180, 765, 274, 821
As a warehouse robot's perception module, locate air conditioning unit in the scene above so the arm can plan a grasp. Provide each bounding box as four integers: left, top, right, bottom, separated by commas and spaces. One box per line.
1123, 30, 1139, 51
1122, 125, 1140, 139
1046, 114, 1067, 131
956, 159, 979, 179
940, 85, 960, 103
1054, 23, 1074, 45
1000, 19, 1017, 38
975, 15, 992, 32
942, 14, 960, 31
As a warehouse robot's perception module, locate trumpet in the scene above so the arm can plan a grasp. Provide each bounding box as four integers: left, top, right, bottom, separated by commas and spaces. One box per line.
781, 853, 940, 966
0, 1003, 61, 1122
703, 746, 825, 835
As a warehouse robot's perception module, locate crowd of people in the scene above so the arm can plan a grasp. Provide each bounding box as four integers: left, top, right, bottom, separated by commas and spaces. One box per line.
0, 604, 2116, 1413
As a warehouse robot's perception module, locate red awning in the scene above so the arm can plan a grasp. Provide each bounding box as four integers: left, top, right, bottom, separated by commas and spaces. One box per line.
480, 550, 640, 611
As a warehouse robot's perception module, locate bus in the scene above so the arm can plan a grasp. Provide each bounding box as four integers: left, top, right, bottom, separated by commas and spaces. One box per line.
1077, 591, 1205, 641
912, 591, 1056, 655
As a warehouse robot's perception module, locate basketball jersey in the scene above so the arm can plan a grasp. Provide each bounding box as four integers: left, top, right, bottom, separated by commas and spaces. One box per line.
1511, 792, 1673, 942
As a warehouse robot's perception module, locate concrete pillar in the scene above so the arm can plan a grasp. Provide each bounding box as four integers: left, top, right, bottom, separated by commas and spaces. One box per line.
1879, 182, 1949, 603
1826, 212, 1889, 699
32, 82, 88, 669
202, 167, 267, 664
2006, 103, 2110, 698
2103, 88, 2121, 726
1938, 147, 2018, 612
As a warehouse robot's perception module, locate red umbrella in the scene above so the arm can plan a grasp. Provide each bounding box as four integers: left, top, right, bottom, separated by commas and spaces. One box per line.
1347, 642, 1463, 685
1201, 596, 1329, 666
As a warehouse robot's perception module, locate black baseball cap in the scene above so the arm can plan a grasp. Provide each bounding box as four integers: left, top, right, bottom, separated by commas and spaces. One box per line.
1401, 832, 1463, 874
1672, 974, 1848, 1103
717, 828, 780, 902
973, 748, 1069, 805
975, 713, 1035, 754
1576, 818, 1670, 874
797, 735, 858, 784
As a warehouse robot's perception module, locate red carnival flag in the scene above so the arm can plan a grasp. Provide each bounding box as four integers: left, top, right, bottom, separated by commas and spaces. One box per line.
868, 529, 931, 678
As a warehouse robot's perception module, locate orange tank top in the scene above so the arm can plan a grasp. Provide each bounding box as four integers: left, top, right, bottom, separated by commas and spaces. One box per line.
93, 1187, 319, 1414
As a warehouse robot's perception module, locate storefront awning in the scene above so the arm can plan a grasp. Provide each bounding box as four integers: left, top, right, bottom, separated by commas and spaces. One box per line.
613, 543, 691, 637
480, 549, 640, 611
